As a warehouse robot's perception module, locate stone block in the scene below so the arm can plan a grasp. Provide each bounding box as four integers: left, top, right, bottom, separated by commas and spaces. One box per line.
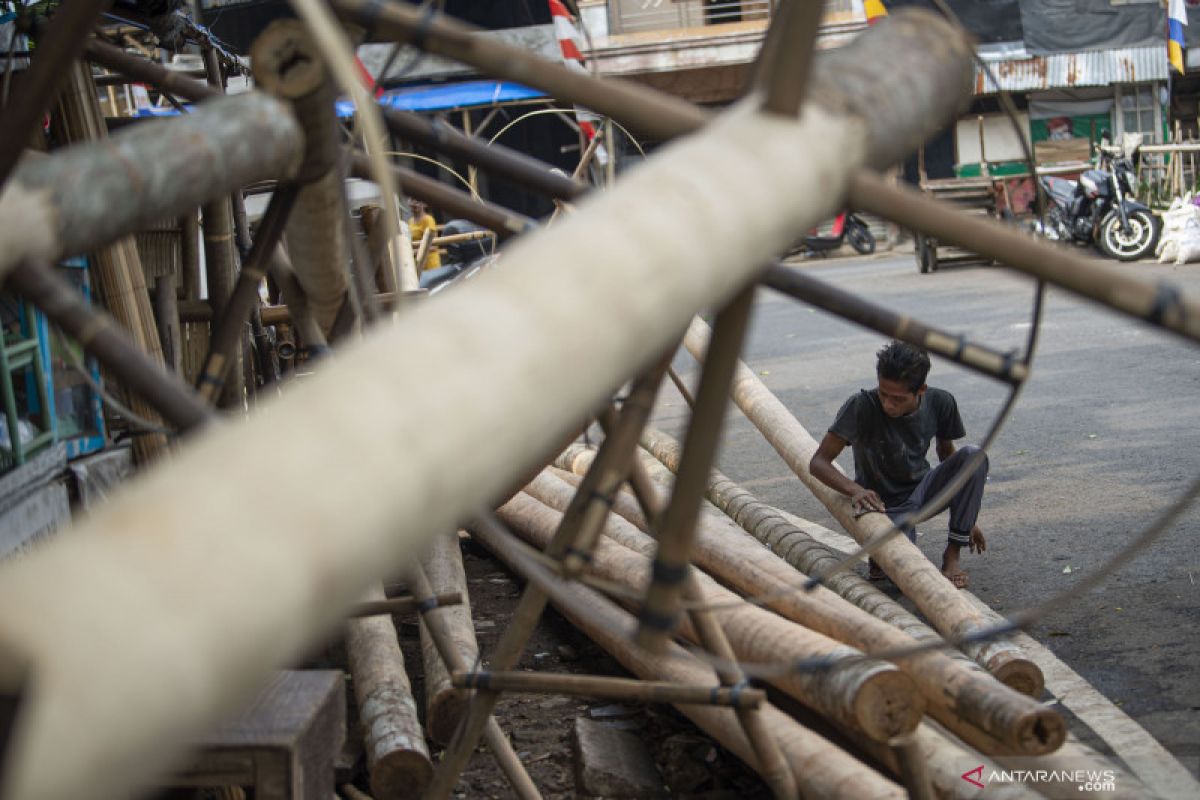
573, 717, 667, 798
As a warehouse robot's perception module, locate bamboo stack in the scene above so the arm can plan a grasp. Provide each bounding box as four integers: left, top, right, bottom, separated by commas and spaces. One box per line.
468, 515, 908, 800
500, 490, 924, 744
55, 63, 170, 463
537, 463, 1065, 756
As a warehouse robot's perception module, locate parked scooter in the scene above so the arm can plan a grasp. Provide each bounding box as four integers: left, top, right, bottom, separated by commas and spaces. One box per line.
791, 211, 876, 257
1033, 131, 1160, 261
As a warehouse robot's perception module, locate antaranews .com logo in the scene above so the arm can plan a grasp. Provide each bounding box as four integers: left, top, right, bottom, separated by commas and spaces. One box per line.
962, 764, 1118, 793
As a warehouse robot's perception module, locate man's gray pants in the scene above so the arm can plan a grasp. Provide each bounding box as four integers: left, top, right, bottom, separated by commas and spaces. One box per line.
886, 445, 988, 546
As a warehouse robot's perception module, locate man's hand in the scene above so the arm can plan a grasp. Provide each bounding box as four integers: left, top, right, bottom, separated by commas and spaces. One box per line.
851, 487, 886, 515
969, 526, 987, 554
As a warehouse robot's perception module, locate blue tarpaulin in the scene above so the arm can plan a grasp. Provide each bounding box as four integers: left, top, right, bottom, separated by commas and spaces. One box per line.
335, 80, 546, 117
136, 80, 545, 119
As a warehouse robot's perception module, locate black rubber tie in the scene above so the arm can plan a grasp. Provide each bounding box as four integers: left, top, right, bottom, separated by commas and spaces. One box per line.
651, 560, 689, 585
637, 607, 678, 632
1148, 281, 1183, 326
412, 1, 438, 50
416, 597, 439, 613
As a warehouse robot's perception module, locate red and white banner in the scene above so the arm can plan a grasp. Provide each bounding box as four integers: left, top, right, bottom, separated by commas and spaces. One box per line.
548, 0, 608, 165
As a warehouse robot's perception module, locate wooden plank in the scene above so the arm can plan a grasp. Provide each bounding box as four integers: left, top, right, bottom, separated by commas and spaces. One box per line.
173, 670, 345, 799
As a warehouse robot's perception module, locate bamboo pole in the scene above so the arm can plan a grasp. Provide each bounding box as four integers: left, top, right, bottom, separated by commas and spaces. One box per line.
416, 532, 478, 747
469, 513, 905, 799
453, 672, 765, 708
349, 152, 535, 240
360, 205, 398, 295
195, 186, 298, 405
682, 317, 1044, 696
200, 48, 246, 409
504, 489, 923, 744
378, 106, 585, 202
427, 355, 673, 796
53, 63, 173, 461
414, 227, 435, 274
0, 91, 303, 282
251, 20, 351, 338
762, 265, 1028, 386
406, 565, 541, 800
539, 460, 1064, 755
0, 22, 972, 797
345, 585, 433, 799
11, 260, 213, 433
636, 289, 754, 653
153, 275, 182, 374
180, 211, 201, 301
348, 593, 461, 619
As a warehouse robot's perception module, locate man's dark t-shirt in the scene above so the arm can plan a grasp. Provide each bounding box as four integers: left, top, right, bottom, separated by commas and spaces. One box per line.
829, 387, 966, 507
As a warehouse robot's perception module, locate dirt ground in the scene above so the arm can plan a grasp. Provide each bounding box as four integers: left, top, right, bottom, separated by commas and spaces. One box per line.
352, 538, 773, 799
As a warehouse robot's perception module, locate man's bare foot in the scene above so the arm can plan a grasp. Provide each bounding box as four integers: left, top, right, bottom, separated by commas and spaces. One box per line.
942, 543, 969, 589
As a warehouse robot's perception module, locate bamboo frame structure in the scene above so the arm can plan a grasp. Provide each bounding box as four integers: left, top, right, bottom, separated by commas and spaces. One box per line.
505, 490, 924, 742
406, 564, 541, 800
468, 514, 906, 799
252, 20, 353, 338
343, 0, 1200, 346
549, 452, 1066, 756
0, 16, 974, 799
195, 186, 298, 404
762, 265, 1028, 385
415, 532, 477, 747
53, 63, 174, 460
10, 260, 213, 433
0, 92, 303, 282
452, 671, 766, 708
426, 355, 679, 797
347, 593, 461, 619
636, 289, 754, 653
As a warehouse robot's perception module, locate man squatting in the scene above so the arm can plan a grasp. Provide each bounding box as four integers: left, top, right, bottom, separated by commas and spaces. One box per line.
809, 341, 989, 589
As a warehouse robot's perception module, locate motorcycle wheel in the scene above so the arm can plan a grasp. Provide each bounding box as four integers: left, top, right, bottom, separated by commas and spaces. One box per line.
847, 219, 876, 255
1098, 209, 1160, 262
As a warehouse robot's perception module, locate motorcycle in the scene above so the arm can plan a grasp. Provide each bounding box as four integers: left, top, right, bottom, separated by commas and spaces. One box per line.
1034, 133, 1160, 262
792, 211, 876, 257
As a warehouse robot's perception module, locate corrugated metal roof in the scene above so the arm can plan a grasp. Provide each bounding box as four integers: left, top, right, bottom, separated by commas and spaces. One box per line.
974, 45, 1168, 95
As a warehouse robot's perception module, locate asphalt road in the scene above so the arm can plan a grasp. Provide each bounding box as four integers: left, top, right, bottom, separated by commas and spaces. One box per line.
650, 248, 1200, 779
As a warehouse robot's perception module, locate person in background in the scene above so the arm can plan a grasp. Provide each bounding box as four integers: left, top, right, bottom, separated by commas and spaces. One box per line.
809, 341, 988, 589
408, 199, 441, 271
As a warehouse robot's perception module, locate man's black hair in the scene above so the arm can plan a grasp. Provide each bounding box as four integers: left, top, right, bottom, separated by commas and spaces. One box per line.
876, 340, 930, 393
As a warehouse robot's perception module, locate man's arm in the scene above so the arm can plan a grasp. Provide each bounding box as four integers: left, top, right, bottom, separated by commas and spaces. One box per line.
810, 432, 885, 513
935, 437, 956, 463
